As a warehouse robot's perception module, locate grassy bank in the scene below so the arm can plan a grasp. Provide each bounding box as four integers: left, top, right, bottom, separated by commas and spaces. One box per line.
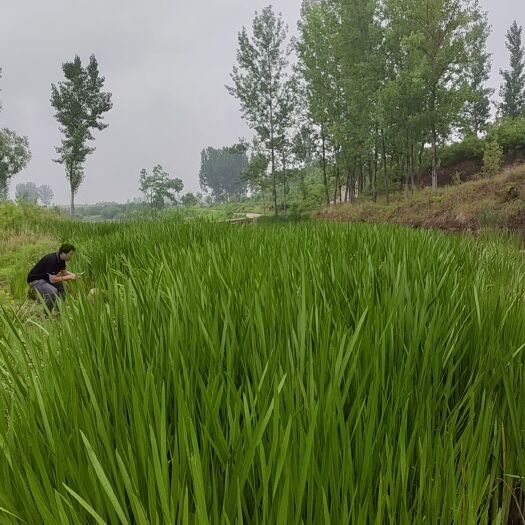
316, 165, 525, 235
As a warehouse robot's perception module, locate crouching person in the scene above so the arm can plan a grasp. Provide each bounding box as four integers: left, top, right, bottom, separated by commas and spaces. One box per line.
27, 243, 78, 312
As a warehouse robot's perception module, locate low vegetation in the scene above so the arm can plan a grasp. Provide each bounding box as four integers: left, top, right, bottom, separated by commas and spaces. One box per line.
0, 208, 524, 522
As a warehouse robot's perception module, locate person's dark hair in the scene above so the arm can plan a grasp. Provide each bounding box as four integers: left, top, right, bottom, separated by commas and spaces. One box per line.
58, 243, 76, 255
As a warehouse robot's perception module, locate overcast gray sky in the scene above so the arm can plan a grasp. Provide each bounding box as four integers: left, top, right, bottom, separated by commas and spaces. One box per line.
0, 1, 523, 205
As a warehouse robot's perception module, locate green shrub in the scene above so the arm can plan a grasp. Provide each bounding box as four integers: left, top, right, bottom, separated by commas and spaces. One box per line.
440, 134, 485, 168
451, 172, 463, 185
482, 140, 504, 177
0, 202, 23, 231
488, 116, 525, 154
477, 207, 499, 227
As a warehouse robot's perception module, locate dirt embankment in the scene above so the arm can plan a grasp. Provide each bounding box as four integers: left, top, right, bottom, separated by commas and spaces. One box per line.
315, 164, 525, 235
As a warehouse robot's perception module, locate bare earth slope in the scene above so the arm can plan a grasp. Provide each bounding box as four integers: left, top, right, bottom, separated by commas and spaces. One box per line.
315, 165, 525, 235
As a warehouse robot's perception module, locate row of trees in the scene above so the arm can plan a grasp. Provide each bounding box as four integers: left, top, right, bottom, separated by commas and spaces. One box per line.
6, 55, 188, 215
0, 69, 32, 200
227, 3, 525, 213
15, 182, 54, 206
198, 143, 249, 201
4, 7, 524, 215
0, 56, 111, 214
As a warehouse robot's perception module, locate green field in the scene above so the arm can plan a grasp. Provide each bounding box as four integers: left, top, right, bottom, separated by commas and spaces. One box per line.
1, 215, 525, 523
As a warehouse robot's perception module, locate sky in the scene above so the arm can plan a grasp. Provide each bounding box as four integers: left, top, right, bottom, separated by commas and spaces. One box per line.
0, 0, 524, 205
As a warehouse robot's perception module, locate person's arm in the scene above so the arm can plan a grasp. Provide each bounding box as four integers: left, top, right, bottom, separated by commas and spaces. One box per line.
50, 273, 76, 284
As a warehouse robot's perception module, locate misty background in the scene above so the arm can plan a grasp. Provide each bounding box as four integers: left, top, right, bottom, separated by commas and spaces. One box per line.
0, 0, 522, 205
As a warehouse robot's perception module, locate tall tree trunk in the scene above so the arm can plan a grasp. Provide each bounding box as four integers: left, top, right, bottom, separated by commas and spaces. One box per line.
338, 157, 343, 203
270, 149, 278, 215
70, 185, 75, 217
300, 171, 307, 201
269, 94, 278, 215
430, 89, 438, 192
381, 128, 389, 204
373, 144, 378, 203
334, 149, 341, 204
404, 130, 410, 198
68, 164, 76, 216
410, 143, 415, 193
358, 158, 364, 198
348, 165, 356, 204
283, 178, 286, 213
321, 129, 330, 206
368, 160, 373, 198
431, 125, 438, 192
344, 173, 349, 203
404, 151, 410, 199
418, 141, 425, 188
390, 154, 396, 191
334, 163, 340, 204
282, 156, 287, 214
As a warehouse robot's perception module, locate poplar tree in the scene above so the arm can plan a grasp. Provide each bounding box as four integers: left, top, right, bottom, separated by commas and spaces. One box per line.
51, 55, 112, 215
499, 21, 525, 119
227, 7, 294, 214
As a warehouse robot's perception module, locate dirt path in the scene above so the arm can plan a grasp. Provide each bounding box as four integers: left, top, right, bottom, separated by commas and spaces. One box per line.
228, 213, 264, 223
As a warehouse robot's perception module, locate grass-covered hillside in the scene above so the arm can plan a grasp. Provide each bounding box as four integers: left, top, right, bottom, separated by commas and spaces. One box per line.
317, 165, 525, 236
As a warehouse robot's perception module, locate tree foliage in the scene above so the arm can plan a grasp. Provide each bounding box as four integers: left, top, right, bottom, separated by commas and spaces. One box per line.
181, 192, 199, 207
482, 140, 503, 177
14, 182, 54, 206
0, 70, 31, 200
0, 129, 31, 200
227, 7, 295, 213
139, 165, 183, 208
243, 151, 269, 192
15, 182, 39, 204
462, 11, 493, 135
488, 116, 525, 154
199, 144, 248, 202
499, 21, 525, 119
51, 55, 112, 215
38, 184, 54, 206
293, 0, 493, 198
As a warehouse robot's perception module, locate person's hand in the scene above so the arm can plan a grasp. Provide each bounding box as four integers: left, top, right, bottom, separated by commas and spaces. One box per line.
59, 273, 76, 282
49, 274, 61, 284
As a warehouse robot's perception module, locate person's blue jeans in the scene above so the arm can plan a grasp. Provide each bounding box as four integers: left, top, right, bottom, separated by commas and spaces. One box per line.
29, 279, 65, 311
